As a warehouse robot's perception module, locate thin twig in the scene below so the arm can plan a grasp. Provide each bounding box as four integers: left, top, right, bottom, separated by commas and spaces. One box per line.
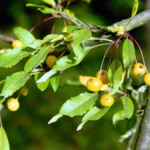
30, 16, 55, 32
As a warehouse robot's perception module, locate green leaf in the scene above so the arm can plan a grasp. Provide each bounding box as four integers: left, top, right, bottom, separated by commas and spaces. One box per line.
38, 8, 74, 17
24, 44, 51, 73
1, 71, 30, 96
48, 114, 63, 124
27, 34, 58, 49
26, 3, 47, 9
108, 59, 123, 95
122, 97, 134, 118
36, 70, 57, 83
51, 35, 64, 43
112, 111, 124, 126
112, 96, 134, 126
67, 26, 78, 34
82, 0, 91, 3
42, 0, 56, 7
49, 72, 60, 92
34, 73, 49, 91
77, 106, 110, 131
122, 38, 135, 68
73, 28, 91, 57
0, 48, 34, 68
14, 27, 35, 47
0, 127, 10, 150
131, 0, 138, 20
60, 92, 98, 117
43, 34, 58, 42
26, 39, 43, 49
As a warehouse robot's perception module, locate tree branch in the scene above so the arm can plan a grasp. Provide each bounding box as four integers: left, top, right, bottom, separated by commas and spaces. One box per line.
111, 9, 150, 31
134, 87, 150, 150
62, 9, 150, 32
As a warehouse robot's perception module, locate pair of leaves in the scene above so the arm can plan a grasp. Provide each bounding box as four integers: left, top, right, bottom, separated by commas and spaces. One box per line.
0, 127, 10, 150
48, 92, 110, 131
77, 106, 110, 131
108, 59, 123, 95
35, 72, 60, 92
48, 92, 98, 124
113, 96, 134, 126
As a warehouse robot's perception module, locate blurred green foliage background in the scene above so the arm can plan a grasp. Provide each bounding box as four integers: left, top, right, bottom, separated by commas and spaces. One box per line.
0, 0, 149, 150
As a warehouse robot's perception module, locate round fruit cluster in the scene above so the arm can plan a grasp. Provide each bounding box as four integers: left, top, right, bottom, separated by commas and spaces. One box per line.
85, 62, 150, 107
85, 70, 114, 107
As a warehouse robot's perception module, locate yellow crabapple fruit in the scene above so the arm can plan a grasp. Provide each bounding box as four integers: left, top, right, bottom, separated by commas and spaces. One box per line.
144, 73, 150, 86
46, 55, 57, 68
86, 77, 103, 92
20, 86, 29, 96
100, 94, 114, 107
7, 98, 20, 111
96, 70, 110, 84
132, 63, 146, 77
12, 40, 23, 48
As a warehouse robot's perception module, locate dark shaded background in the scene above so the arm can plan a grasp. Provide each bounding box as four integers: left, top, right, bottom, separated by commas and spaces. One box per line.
0, 0, 149, 150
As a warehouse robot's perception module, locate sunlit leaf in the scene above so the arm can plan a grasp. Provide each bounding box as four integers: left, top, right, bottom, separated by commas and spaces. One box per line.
38, 8, 74, 17
73, 28, 91, 57
64, 33, 74, 42
0, 48, 34, 68
60, 92, 98, 117
24, 44, 51, 73
36, 70, 57, 83
26, 3, 47, 9
34, 73, 49, 91
14, 27, 35, 47
42, 0, 56, 7
1, 71, 30, 96
82, 0, 91, 3
49, 72, 60, 92
131, 0, 138, 20
77, 106, 110, 131
67, 26, 78, 34
122, 38, 135, 68
48, 114, 63, 124
51, 35, 64, 43
0, 127, 10, 150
